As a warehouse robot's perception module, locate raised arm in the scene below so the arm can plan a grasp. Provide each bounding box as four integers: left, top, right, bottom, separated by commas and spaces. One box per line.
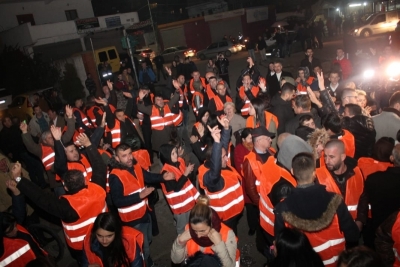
51, 126, 68, 178
61, 105, 76, 143
20, 122, 41, 158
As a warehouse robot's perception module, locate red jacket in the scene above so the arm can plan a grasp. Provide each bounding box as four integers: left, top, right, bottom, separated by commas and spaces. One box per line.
333, 58, 352, 80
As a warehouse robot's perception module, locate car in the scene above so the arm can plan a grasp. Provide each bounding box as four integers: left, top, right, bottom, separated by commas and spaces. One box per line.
265, 31, 303, 57
134, 48, 155, 63
354, 11, 400, 37
161, 46, 196, 62
196, 40, 237, 60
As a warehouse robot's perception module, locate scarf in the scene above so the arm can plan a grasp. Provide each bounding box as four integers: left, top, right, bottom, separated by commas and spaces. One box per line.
189, 209, 221, 247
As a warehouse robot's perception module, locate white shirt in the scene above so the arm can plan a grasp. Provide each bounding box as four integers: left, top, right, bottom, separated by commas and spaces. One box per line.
276, 72, 282, 81
270, 71, 275, 76
330, 83, 339, 92
53, 116, 58, 126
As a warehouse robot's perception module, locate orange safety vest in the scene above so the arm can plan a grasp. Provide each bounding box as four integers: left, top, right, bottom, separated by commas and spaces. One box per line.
178, 85, 190, 108
189, 77, 206, 94
160, 158, 199, 214
257, 157, 297, 235
192, 91, 204, 116
86, 106, 101, 127
214, 95, 233, 113
0, 225, 47, 267
73, 107, 92, 128
285, 215, 345, 267
110, 165, 149, 222
246, 111, 279, 130
137, 95, 154, 125
316, 165, 364, 220
55, 154, 93, 183
239, 86, 260, 116
84, 225, 144, 267
132, 149, 151, 171
205, 84, 216, 100
296, 77, 315, 93
41, 144, 55, 171
186, 223, 240, 266
198, 165, 244, 221
110, 117, 137, 148
357, 157, 393, 179
150, 105, 175, 130
61, 183, 107, 250
338, 129, 355, 158
392, 212, 400, 267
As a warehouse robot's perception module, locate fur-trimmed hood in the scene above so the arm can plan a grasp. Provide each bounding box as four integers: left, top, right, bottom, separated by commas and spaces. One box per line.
307, 128, 330, 159
282, 194, 342, 232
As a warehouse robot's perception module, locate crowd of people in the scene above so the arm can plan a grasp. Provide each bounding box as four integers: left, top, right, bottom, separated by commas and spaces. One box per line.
1, 39, 400, 267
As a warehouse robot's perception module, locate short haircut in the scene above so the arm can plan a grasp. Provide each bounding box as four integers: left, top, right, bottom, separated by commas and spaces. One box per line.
341, 88, 357, 100
329, 71, 340, 77
291, 152, 315, 182
115, 143, 132, 155
392, 144, 400, 166
294, 95, 311, 110
299, 114, 314, 126
274, 61, 282, 66
281, 83, 295, 95
373, 137, 395, 162
40, 131, 52, 142
313, 65, 322, 70
323, 113, 342, 134
223, 102, 235, 110
63, 170, 85, 192
344, 103, 362, 116
325, 139, 345, 154
389, 91, 400, 107
115, 109, 124, 114
32, 105, 40, 110
338, 246, 383, 267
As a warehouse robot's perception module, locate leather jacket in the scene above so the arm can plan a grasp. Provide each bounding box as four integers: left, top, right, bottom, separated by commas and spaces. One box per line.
375, 211, 399, 267
319, 89, 338, 117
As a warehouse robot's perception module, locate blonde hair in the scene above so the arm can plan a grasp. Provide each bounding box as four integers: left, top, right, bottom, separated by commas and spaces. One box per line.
307, 128, 330, 159
224, 102, 235, 110
189, 195, 212, 226
345, 82, 356, 89
356, 89, 366, 96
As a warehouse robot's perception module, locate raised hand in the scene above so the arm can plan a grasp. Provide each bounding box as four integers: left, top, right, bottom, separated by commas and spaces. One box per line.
163, 171, 176, 181
247, 57, 254, 67
65, 105, 73, 118
76, 133, 91, 147
258, 77, 266, 90
184, 163, 195, 176
317, 71, 325, 91
50, 125, 62, 140
6, 179, 20, 195
100, 112, 106, 128
165, 66, 172, 76
94, 97, 107, 106
190, 135, 199, 144
172, 79, 181, 90
207, 125, 221, 143
208, 228, 222, 245
20, 121, 28, 133
139, 187, 155, 199
122, 91, 133, 98
217, 115, 230, 130
138, 90, 147, 100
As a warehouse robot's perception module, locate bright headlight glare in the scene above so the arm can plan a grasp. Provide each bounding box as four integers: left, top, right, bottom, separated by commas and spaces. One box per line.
387, 62, 400, 76
363, 69, 374, 78
354, 29, 359, 33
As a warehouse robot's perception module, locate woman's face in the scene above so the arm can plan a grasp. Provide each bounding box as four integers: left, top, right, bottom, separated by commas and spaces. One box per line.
358, 95, 367, 108
224, 105, 235, 117
201, 112, 209, 125
208, 59, 213, 65
316, 143, 324, 158
171, 148, 178, 163
242, 134, 252, 144
96, 228, 115, 247
248, 104, 256, 116
190, 222, 211, 238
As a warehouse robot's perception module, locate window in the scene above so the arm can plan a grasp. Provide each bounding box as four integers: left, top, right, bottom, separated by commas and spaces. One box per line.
371, 14, 385, 25
219, 41, 228, 47
105, 16, 121, 28
207, 43, 218, 49
108, 49, 117, 60
388, 11, 398, 21
163, 49, 174, 54
98, 51, 108, 62
9, 97, 25, 107
65, 10, 78, 21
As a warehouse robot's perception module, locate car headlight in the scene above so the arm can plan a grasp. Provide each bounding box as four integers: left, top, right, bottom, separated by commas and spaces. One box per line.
363, 69, 374, 78
354, 29, 359, 33
387, 62, 400, 77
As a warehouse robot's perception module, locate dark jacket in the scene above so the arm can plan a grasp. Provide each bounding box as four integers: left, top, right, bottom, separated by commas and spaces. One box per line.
153, 55, 165, 68
300, 57, 321, 77
215, 58, 229, 75
342, 115, 376, 159
274, 184, 359, 245
266, 71, 293, 98
270, 94, 294, 135
375, 210, 399, 267
235, 65, 261, 90
284, 111, 322, 135
319, 89, 338, 118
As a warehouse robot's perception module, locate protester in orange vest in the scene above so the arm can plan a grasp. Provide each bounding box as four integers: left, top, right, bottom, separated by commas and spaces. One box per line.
175, 74, 190, 126
316, 140, 366, 228
10, 130, 107, 265
203, 75, 218, 107
274, 152, 359, 267
159, 144, 199, 234
295, 66, 318, 94
73, 97, 93, 134
83, 212, 144, 267
238, 74, 267, 116
197, 116, 244, 234
20, 105, 76, 195
171, 195, 238, 267
188, 71, 207, 96
137, 82, 180, 152
208, 82, 233, 116
375, 210, 400, 267
108, 143, 175, 266
85, 95, 105, 128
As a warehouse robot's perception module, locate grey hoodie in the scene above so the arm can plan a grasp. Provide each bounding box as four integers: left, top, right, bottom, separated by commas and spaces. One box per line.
277, 135, 313, 170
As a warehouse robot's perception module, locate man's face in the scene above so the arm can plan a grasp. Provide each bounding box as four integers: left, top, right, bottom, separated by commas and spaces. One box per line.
269, 63, 274, 71
123, 69, 127, 75
209, 78, 218, 89
329, 73, 340, 85
306, 49, 313, 57
43, 133, 54, 147
298, 70, 305, 79
242, 75, 251, 87
0, 158, 8, 173
48, 110, 57, 120
192, 72, 200, 81
224, 104, 235, 117
118, 74, 123, 80
75, 99, 83, 108
274, 63, 282, 73
33, 107, 42, 117
127, 68, 132, 73
255, 135, 272, 150
177, 75, 185, 85
102, 86, 109, 94
2, 117, 12, 128
155, 96, 164, 107
324, 146, 344, 172
116, 148, 133, 168
303, 119, 316, 129
342, 92, 358, 105
115, 111, 125, 122
65, 145, 80, 162
216, 84, 226, 96
337, 49, 344, 58
314, 66, 322, 76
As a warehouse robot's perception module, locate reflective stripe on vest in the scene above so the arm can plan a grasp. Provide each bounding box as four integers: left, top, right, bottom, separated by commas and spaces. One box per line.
246, 111, 279, 130
0, 244, 31, 266
73, 108, 91, 127
110, 117, 137, 148
239, 86, 259, 116
41, 144, 55, 171
150, 105, 175, 130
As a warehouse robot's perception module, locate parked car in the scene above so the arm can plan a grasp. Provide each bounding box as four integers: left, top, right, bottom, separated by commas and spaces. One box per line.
354, 11, 400, 37
161, 46, 196, 62
134, 48, 155, 63
196, 40, 237, 60
265, 31, 302, 57
94, 46, 121, 73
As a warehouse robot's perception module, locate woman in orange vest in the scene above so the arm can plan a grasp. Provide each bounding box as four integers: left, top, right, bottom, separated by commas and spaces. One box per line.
159, 144, 199, 234
171, 195, 238, 267
191, 108, 213, 163
83, 212, 144, 267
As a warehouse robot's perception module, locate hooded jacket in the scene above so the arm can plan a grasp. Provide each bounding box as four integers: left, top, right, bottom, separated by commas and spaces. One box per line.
270, 94, 294, 135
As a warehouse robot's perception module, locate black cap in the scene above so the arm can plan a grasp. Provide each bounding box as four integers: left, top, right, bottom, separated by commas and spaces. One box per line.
252, 127, 275, 138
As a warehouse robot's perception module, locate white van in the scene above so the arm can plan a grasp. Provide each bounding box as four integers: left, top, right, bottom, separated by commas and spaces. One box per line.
354, 11, 400, 37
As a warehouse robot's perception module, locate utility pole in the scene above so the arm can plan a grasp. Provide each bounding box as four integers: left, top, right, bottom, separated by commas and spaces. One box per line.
123, 29, 139, 85
147, 0, 159, 53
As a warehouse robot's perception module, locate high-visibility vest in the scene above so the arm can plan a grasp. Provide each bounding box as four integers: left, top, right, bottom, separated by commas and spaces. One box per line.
213, 95, 233, 113
338, 129, 355, 158
392, 212, 400, 267
285, 214, 345, 267
132, 149, 151, 171
246, 111, 279, 130
243, 150, 274, 178
239, 86, 260, 116
73, 107, 92, 128
296, 77, 315, 93
189, 77, 206, 94
55, 154, 93, 183
0, 225, 47, 267
110, 164, 149, 222
137, 95, 154, 125
61, 183, 107, 250
357, 157, 392, 179
198, 165, 244, 221
41, 144, 55, 171
178, 85, 189, 107
84, 225, 144, 267
192, 91, 204, 116
98, 149, 112, 193
257, 157, 296, 235
186, 223, 240, 267
160, 158, 199, 214
316, 165, 364, 220
86, 106, 101, 127
110, 117, 137, 148
150, 105, 175, 130
205, 84, 216, 100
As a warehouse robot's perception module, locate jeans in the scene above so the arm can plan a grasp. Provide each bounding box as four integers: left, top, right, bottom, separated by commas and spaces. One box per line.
173, 211, 190, 234
182, 108, 189, 126
134, 213, 153, 267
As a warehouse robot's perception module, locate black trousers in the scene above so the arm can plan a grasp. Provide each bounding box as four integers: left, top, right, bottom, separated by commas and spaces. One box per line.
223, 212, 242, 236
245, 203, 259, 231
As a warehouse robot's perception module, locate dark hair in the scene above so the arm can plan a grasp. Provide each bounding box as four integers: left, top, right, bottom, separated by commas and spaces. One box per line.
87, 95, 96, 103
159, 144, 176, 165
389, 91, 400, 107
273, 227, 324, 267
240, 128, 253, 141
292, 152, 315, 182
313, 65, 322, 70
47, 107, 57, 115
115, 109, 125, 114
337, 246, 383, 267
323, 113, 342, 134
1, 212, 16, 236
184, 251, 222, 267
344, 104, 362, 116
250, 98, 267, 127
397, 129, 400, 142
281, 83, 296, 94
63, 170, 85, 192
294, 95, 311, 111
90, 212, 130, 267
32, 105, 40, 110
372, 137, 395, 162
299, 114, 314, 126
